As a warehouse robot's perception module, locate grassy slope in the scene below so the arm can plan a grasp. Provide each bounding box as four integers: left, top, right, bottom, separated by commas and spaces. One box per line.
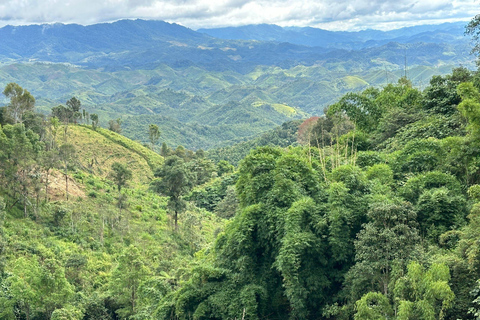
61, 125, 163, 185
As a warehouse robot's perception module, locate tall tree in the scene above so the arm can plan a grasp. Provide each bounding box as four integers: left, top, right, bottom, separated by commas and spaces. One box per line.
90, 114, 99, 130
108, 118, 122, 133
346, 199, 420, 301
0, 124, 42, 217
65, 97, 81, 124
151, 156, 192, 230
354, 262, 455, 320
109, 245, 150, 318
59, 144, 76, 200
148, 124, 160, 150
109, 162, 132, 193
466, 14, 480, 62
160, 142, 169, 157
41, 149, 60, 202
3, 83, 35, 124
48, 116, 60, 150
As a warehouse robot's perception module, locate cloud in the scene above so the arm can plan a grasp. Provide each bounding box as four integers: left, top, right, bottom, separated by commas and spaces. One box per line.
0, 0, 476, 30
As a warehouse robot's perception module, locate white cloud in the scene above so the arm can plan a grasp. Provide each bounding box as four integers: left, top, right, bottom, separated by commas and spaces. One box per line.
0, 0, 476, 30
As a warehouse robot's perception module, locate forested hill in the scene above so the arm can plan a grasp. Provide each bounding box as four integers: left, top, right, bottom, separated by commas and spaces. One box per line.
2, 60, 480, 319
152, 68, 480, 319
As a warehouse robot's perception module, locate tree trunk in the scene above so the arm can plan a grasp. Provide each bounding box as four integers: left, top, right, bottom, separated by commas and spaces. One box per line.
174, 210, 178, 231
25, 303, 30, 320
24, 195, 27, 218
132, 286, 136, 314
65, 164, 69, 200
44, 170, 50, 202
100, 216, 104, 246
35, 192, 40, 221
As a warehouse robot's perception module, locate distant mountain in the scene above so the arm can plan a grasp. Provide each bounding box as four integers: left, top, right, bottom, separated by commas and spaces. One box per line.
0, 19, 471, 72
0, 19, 333, 71
0, 19, 209, 58
198, 21, 468, 49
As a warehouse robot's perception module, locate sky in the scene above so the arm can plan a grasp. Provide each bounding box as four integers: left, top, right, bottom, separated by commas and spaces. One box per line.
0, 0, 477, 31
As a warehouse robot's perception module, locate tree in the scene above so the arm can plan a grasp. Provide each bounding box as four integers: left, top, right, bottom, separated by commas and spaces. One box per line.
394, 262, 455, 320
187, 158, 216, 186
466, 14, 480, 62
1, 255, 74, 320
423, 75, 462, 115
109, 245, 150, 318
59, 144, 76, 200
297, 116, 320, 145
48, 116, 60, 150
3, 83, 35, 124
354, 262, 455, 320
174, 145, 186, 159
40, 149, 60, 202
354, 292, 393, 320
148, 124, 160, 150
52, 97, 81, 125
458, 82, 480, 138
151, 156, 192, 230
51, 105, 71, 124
109, 162, 132, 223
346, 199, 420, 301
165, 147, 342, 320
160, 142, 170, 157
90, 114, 99, 130
109, 162, 132, 193
217, 160, 234, 177
66, 97, 81, 124
327, 89, 382, 132
399, 171, 467, 241
0, 124, 43, 217
108, 118, 122, 133
416, 187, 467, 241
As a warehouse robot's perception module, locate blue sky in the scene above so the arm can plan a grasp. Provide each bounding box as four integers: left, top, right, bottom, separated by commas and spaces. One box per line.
0, 0, 477, 30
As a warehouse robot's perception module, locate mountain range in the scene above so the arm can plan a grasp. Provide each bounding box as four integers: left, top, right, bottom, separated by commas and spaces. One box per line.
0, 19, 472, 71
198, 21, 468, 49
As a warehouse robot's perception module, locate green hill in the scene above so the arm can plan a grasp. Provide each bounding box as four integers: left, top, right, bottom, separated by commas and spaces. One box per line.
1, 60, 471, 150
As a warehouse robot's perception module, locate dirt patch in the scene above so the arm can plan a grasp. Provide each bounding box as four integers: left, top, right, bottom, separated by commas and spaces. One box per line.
46, 170, 86, 201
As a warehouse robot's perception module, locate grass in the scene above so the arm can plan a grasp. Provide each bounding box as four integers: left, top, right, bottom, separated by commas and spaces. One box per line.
90, 126, 164, 171
60, 125, 162, 185
342, 76, 370, 89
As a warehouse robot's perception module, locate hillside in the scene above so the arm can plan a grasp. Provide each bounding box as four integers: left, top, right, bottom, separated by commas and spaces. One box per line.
0, 117, 227, 319
1, 58, 473, 150
64, 125, 163, 183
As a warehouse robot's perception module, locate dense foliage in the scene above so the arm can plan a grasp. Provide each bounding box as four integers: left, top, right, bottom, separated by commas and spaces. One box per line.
156, 67, 480, 320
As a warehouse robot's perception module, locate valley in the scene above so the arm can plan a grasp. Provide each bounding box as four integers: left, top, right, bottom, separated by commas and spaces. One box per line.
0, 19, 474, 149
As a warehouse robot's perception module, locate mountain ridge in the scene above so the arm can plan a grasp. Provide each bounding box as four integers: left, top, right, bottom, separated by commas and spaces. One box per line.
198, 21, 467, 49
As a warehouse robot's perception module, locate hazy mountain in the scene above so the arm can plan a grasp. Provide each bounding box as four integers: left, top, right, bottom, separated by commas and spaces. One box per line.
198, 21, 468, 49
0, 19, 470, 73
0, 19, 209, 57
